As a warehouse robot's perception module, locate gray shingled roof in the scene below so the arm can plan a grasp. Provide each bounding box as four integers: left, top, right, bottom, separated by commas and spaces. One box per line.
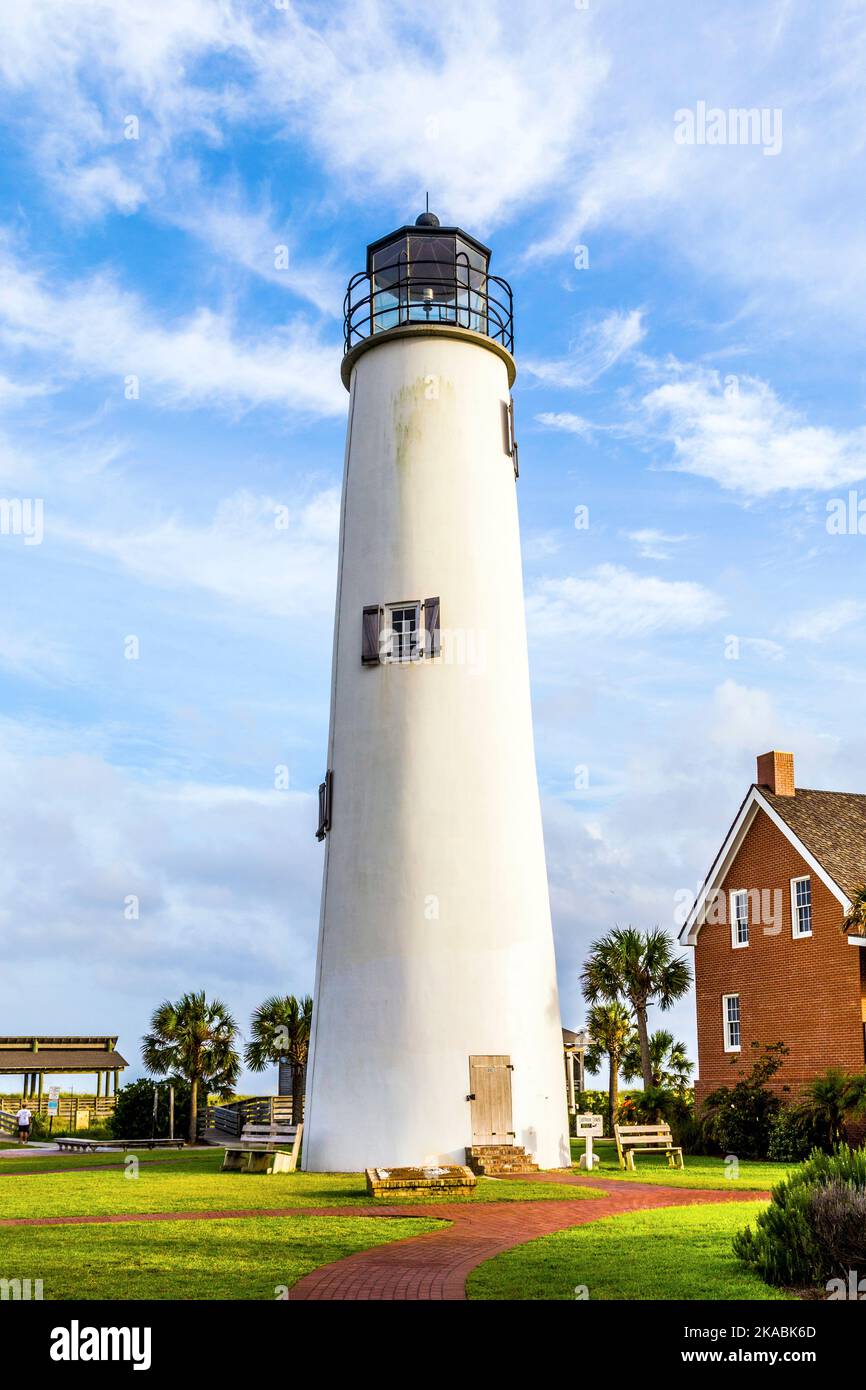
761, 785, 866, 900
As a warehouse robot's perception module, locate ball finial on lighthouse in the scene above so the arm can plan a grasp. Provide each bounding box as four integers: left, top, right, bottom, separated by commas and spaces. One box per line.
302, 213, 570, 1174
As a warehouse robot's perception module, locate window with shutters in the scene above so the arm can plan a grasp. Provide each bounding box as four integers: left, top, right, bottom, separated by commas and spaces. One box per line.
364, 599, 441, 663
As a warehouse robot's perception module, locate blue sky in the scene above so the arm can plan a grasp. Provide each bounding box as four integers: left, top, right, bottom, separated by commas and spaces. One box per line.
1, 0, 865, 1092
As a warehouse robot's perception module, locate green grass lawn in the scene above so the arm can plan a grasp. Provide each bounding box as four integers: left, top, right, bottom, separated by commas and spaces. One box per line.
570, 1138, 791, 1190
0, 1213, 444, 1299
467, 1200, 795, 1301
0, 1147, 216, 1174
0, 1148, 598, 1221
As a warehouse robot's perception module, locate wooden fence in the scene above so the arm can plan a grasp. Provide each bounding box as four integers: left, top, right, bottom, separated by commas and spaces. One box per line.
0, 1094, 116, 1129
200, 1095, 296, 1138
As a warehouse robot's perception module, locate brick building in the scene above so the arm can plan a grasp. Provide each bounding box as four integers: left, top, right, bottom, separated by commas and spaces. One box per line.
680, 751, 866, 1106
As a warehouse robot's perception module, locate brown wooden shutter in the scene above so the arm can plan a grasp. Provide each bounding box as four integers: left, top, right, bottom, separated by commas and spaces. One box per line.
508, 398, 519, 478
423, 596, 440, 658
362, 605, 383, 664
315, 770, 333, 841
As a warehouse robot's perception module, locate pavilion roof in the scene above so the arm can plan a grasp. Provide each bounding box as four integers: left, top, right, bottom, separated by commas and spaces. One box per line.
0, 1037, 128, 1074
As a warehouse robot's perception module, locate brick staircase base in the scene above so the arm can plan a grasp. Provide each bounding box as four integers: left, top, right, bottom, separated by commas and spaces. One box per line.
466, 1144, 539, 1177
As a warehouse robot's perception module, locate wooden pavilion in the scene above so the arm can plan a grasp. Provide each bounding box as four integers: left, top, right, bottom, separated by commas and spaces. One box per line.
0, 1036, 128, 1114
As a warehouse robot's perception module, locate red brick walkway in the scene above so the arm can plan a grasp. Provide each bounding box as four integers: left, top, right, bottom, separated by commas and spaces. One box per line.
288, 1175, 769, 1301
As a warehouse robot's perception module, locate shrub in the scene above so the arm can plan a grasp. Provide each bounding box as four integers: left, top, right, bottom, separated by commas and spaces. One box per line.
734, 1144, 866, 1287
701, 1041, 789, 1159
806, 1182, 866, 1279
767, 1107, 819, 1162
108, 1078, 194, 1141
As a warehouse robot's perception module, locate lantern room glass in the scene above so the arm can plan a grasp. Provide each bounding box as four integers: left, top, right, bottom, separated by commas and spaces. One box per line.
371, 231, 490, 336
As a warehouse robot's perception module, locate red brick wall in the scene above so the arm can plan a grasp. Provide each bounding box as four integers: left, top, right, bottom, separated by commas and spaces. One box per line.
693, 805, 866, 1107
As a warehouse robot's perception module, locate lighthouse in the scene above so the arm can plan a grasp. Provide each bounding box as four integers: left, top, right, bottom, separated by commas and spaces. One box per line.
302, 213, 570, 1172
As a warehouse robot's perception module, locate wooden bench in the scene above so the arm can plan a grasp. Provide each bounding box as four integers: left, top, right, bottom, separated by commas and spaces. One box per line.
55, 1137, 186, 1152
221, 1122, 303, 1175
614, 1123, 684, 1171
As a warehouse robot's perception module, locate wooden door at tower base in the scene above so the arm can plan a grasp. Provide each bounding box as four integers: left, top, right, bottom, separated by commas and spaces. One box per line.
469, 1055, 513, 1145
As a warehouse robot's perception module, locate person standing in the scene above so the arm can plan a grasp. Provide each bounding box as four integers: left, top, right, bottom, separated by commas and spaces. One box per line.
15, 1103, 32, 1145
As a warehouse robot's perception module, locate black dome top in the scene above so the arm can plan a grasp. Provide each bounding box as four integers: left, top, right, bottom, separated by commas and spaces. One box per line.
415, 211, 440, 227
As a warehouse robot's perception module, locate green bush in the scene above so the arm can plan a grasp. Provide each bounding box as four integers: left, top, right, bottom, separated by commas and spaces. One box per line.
108, 1078, 194, 1141
734, 1144, 866, 1287
767, 1106, 819, 1162
701, 1041, 789, 1159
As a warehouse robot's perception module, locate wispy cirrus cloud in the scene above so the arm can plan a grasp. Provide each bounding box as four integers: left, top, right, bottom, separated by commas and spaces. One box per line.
0, 243, 345, 418
60, 487, 341, 620
624, 528, 690, 561
526, 563, 724, 640
785, 599, 866, 643
525, 309, 645, 389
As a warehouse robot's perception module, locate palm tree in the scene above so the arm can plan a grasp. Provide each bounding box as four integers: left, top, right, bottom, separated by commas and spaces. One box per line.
842, 884, 866, 938
584, 1002, 634, 1136
141, 991, 240, 1144
798, 1068, 864, 1148
245, 995, 313, 1123
621, 1028, 694, 1095
581, 927, 692, 1091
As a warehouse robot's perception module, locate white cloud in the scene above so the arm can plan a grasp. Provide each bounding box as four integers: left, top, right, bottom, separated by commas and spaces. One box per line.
526, 564, 724, 640
785, 599, 866, 643
535, 412, 600, 439
0, 245, 345, 418
163, 180, 344, 316
525, 310, 645, 389
0, 726, 322, 1074
0, 1, 608, 231
738, 636, 785, 662
641, 367, 866, 496
524, 5, 866, 332
61, 487, 341, 619
625, 528, 690, 561
710, 679, 777, 752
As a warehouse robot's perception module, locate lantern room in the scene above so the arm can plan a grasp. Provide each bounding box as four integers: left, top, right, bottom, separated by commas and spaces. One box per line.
344, 211, 513, 353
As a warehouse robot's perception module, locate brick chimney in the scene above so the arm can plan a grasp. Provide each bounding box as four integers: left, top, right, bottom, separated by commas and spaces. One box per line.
756, 750, 795, 797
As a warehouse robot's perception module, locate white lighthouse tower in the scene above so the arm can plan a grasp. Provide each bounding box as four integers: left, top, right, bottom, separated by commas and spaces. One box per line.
303, 213, 570, 1172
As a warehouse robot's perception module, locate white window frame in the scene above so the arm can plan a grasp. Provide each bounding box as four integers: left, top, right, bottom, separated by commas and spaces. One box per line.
722, 993, 741, 1053
790, 875, 813, 938
729, 888, 750, 949
384, 601, 421, 664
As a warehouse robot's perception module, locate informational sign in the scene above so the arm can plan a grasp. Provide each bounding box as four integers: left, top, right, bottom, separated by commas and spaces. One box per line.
47, 1086, 60, 1118
576, 1111, 602, 1170
575, 1112, 603, 1136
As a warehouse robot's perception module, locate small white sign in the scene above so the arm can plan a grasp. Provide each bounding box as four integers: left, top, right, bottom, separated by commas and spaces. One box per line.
47, 1086, 61, 1117
575, 1112, 603, 1136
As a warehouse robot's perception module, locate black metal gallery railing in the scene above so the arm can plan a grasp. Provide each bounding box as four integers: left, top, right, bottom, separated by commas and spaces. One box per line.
344, 260, 514, 354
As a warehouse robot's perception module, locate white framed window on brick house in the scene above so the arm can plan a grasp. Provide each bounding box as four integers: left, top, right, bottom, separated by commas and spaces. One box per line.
791, 875, 813, 938
730, 888, 750, 949
722, 993, 741, 1052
